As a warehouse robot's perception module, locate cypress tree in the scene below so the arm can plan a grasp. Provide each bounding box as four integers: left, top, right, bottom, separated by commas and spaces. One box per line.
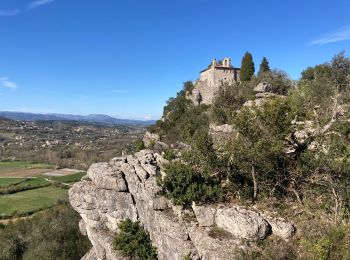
240, 52, 255, 81
258, 57, 270, 76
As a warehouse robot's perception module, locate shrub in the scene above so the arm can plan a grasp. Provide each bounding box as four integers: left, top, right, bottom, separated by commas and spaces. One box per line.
161, 162, 222, 207
113, 219, 157, 260
134, 139, 145, 151
211, 83, 253, 124
162, 149, 177, 161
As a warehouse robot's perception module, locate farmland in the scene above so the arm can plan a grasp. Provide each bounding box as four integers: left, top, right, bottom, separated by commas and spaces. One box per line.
0, 162, 85, 219
0, 118, 145, 170
0, 186, 67, 218
0, 118, 145, 220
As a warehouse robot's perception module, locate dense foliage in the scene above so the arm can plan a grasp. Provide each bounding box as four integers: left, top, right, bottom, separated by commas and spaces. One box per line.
160, 162, 222, 207
150, 81, 210, 143
258, 57, 271, 76
240, 51, 255, 81
149, 52, 350, 259
0, 202, 91, 260
113, 219, 158, 260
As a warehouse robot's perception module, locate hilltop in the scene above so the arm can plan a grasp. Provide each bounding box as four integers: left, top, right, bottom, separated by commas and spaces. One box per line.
66, 52, 350, 260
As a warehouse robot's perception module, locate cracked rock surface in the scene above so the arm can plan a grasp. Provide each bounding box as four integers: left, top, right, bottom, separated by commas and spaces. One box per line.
69, 149, 295, 260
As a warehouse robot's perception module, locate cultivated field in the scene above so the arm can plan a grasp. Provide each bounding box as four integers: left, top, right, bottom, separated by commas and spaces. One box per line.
0, 161, 53, 177
0, 161, 85, 219
0, 186, 68, 218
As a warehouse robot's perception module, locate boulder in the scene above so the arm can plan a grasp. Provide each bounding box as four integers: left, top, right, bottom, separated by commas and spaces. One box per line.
266, 217, 296, 240
188, 225, 246, 260
254, 82, 272, 93
215, 206, 270, 241
192, 202, 216, 227
87, 163, 127, 191
143, 131, 160, 147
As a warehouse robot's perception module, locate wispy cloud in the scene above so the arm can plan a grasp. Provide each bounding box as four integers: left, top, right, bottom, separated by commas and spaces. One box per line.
112, 90, 128, 94
0, 9, 21, 16
309, 25, 350, 45
0, 77, 18, 90
0, 0, 55, 17
27, 0, 55, 10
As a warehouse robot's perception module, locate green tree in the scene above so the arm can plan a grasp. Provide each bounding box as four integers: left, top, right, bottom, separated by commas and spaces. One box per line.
240, 52, 255, 81
161, 162, 222, 207
0, 202, 91, 260
227, 98, 295, 201
113, 219, 158, 260
258, 57, 270, 76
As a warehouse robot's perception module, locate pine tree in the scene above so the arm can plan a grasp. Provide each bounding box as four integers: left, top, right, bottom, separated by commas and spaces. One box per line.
258, 57, 270, 76
240, 52, 255, 81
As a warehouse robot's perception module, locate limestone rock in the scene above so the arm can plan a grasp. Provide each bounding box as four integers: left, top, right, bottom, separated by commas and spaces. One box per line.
143, 131, 160, 147
85, 226, 129, 260
81, 248, 97, 260
255, 92, 277, 99
215, 206, 270, 241
192, 202, 216, 227
188, 225, 246, 260
69, 150, 296, 259
79, 218, 88, 236
266, 217, 296, 240
87, 163, 127, 191
254, 82, 272, 93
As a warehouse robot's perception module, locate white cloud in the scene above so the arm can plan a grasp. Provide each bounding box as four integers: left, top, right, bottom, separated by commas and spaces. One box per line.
27, 0, 55, 10
309, 25, 350, 45
0, 9, 21, 16
0, 0, 54, 17
0, 77, 18, 90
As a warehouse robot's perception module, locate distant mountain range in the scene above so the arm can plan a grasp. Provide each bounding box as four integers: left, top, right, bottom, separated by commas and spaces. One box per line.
0, 111, 156, 126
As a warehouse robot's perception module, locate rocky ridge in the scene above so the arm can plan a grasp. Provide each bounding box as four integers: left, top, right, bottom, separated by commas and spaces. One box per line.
69, 149, 295, 260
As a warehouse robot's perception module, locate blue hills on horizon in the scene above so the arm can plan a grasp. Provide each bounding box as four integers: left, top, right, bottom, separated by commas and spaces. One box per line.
0, 111, 156, 126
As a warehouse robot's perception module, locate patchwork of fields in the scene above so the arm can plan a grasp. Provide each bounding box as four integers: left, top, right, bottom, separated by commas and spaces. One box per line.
0, 161, 85, 219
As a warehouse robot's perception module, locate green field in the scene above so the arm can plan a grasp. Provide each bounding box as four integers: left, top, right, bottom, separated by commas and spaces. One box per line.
0, 162, 84, 219
0, 161, 53, 170
0, 178, 23, 188
51, 172, 86, 183
0, 177, 50, 191
0, 186, 68, 218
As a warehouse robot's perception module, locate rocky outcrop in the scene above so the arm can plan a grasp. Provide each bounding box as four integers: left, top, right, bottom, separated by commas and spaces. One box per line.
70, 149, 295, 260
254, 82, 272, 93
215, 207, 270, 241
244, 82, 283, 108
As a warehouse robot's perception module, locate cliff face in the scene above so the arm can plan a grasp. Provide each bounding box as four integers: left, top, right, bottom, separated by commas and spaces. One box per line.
69, 149, 295, 260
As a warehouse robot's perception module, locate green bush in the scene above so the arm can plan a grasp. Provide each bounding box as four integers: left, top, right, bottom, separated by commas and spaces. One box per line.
161, 162, 222, 207
113, 219, 158, 260
152, 82, 210, 143
162, 149, 177, 161
134, 139, 145, 151
211, 83, 254, 124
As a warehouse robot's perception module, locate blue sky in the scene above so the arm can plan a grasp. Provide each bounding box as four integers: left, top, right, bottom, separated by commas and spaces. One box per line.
0, 0, 349, 119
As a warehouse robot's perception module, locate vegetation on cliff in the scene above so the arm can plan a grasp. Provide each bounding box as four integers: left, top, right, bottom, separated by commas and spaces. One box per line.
150, 52, 350, 259
113, 219, 158, 260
